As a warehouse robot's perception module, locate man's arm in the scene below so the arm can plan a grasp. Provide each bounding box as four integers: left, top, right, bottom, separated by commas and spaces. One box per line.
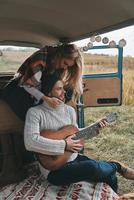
24, 108, 66, 155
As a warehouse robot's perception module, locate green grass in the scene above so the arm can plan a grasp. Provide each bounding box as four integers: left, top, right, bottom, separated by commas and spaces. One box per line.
84, 105, 134, 195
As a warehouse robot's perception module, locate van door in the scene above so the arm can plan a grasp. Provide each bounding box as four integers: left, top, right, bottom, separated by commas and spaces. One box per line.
77, 45, 123, 127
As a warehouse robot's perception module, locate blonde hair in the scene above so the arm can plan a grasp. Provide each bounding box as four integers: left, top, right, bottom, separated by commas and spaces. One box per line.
57, 44, 84, 102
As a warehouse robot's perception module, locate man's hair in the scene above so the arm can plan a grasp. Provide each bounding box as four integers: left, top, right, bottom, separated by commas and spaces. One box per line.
41, 72, 62, 96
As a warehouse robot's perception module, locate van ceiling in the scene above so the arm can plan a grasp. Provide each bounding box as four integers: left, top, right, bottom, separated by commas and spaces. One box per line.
0, 0, 134, 47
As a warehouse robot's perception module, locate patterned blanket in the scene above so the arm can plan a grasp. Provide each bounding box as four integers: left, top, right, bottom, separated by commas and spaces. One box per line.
0, 163, 119, 200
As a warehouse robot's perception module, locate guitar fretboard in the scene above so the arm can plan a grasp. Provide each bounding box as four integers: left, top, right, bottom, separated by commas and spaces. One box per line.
73, 122, 100, 140
73, 112, 117, 140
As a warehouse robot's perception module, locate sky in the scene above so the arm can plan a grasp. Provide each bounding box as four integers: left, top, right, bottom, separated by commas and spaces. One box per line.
74, 25, 134, 57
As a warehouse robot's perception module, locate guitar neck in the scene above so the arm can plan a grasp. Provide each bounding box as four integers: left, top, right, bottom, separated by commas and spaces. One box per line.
73, 112, 117, 140
73, 122, 100, 140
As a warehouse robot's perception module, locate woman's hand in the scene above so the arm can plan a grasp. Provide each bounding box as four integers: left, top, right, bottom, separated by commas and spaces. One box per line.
65, 135, 84, 153
42, 96, 63, 108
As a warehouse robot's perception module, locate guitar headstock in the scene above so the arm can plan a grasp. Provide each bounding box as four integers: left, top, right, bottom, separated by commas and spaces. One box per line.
105, 112, 118, 123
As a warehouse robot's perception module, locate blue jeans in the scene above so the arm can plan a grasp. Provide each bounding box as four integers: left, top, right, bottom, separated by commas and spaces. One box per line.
47, 154, 118, 192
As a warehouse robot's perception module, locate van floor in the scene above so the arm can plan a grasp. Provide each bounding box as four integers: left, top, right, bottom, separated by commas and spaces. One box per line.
0, 162, 119, 200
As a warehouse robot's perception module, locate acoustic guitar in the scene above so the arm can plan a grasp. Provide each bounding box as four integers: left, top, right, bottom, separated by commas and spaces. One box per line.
37, 112, 118, 170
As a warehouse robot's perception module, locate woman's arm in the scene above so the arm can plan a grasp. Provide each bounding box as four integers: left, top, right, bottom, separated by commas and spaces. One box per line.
23, 85, 62, 107
23, 85, 44, 101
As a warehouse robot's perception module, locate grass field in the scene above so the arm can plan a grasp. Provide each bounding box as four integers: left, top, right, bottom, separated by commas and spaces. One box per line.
83, 53, 134, 194
84, 105, 134, 195
0, 49, 134, 195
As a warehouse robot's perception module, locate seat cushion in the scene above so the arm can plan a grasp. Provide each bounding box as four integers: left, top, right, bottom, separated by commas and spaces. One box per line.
0, 100, 24, 134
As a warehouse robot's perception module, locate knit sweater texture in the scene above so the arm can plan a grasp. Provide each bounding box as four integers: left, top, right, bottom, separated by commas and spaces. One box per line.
24, 101, 78, 178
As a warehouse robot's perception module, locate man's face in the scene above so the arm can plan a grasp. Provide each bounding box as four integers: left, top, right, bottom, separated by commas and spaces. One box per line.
48, 80, 65, 101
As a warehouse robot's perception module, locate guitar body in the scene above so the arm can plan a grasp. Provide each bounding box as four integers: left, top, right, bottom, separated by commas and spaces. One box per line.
36, 113, 117, 171
37, 125, 78, 170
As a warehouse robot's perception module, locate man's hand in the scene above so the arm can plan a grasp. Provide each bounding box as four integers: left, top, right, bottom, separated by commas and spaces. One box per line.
98, 118, 109, 128
65, 135, 84, 153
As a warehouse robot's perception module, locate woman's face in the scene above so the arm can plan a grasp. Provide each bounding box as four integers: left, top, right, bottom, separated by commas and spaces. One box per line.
55, 57, 75, 70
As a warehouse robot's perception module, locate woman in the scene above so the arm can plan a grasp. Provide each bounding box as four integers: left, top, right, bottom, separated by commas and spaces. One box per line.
2, 44, 83, 121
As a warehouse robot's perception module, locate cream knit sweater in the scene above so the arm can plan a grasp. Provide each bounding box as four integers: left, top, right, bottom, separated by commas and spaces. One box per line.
24, 101, 78, 178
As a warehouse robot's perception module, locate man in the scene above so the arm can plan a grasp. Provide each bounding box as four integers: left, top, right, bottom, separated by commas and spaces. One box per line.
24, 72, 134, 193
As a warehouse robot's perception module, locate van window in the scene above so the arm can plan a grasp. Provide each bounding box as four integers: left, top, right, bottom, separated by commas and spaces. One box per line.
0, 46, 38, 73
83, 48, 118, 75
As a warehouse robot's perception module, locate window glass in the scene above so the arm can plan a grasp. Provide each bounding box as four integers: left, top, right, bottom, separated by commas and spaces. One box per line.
83, 48, 118, 75
0, 46, 38, 73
